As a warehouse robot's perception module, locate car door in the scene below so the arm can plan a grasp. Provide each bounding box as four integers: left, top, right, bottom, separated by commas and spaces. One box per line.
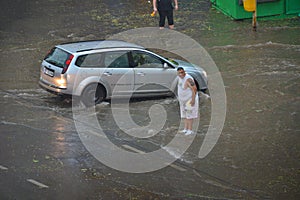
103, 50, 134, 97
131, 50, 177, 94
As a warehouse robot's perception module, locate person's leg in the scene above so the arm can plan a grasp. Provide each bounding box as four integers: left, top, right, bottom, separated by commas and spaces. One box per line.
167, 10, 174, 29
184, 118, 194, 135
179, 102, 188, 133
159, 10, 166, 29
186, 119, 193, 130
184, 118, 189, 130
185, 98, 198, 135
186, 95, 199, 132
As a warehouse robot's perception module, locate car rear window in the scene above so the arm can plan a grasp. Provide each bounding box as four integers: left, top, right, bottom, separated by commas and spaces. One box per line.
44, 47, 71, 68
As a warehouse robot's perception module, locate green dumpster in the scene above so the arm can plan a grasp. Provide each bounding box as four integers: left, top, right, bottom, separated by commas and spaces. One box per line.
210, 0, 300, 20
286, 0, 300, 15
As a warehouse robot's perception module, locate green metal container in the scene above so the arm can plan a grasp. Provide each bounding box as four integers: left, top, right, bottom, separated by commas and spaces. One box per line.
210, 0, 300, 20
286, 0, 300, 15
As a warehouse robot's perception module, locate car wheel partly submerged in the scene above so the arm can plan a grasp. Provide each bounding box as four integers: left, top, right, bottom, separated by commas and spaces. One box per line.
81, 84, 105, 106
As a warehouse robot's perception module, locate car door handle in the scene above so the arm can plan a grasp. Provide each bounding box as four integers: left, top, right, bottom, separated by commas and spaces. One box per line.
103, 72, 112, 76
137, 72, 145, 76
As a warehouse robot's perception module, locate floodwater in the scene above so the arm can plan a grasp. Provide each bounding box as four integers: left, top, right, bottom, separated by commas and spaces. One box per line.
0, 0, 299, 199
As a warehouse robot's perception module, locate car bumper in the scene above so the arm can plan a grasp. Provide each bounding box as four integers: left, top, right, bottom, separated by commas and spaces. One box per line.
39, 79, 68, 95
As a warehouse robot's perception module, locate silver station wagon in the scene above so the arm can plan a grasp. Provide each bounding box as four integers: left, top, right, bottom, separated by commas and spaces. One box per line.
39, 40, 208, 106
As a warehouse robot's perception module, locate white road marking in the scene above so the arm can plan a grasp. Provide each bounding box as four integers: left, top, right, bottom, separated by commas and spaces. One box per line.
122, 145, 145, 154
27, 179, 49, 188
193, 169, 202, 178
0, 165, 8, 170
169, 164, 187, 172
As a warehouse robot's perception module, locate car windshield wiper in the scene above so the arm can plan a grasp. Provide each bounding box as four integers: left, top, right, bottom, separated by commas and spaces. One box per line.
46, 59, 63, 67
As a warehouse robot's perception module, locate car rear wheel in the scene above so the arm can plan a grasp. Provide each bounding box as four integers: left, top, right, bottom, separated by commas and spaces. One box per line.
81, 84, 106, 106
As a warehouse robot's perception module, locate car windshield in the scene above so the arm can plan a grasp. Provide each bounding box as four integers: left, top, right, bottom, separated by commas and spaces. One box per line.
44, 47, 70, 68
167, 58, 179, 66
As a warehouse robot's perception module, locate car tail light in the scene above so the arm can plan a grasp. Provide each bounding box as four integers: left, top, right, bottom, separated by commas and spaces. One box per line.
62, 54, 74, 74
55, 74, 67, 89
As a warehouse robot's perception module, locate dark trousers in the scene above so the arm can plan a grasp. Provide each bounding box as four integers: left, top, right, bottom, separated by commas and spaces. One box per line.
158, 10, 174, 27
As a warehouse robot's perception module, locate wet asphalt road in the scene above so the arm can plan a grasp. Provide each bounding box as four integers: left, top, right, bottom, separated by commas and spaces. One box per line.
1, 0, 300, 199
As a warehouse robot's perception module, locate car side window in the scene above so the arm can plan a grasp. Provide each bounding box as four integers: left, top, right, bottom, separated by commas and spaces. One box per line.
75, 53, 104, 68
132, 51, 164, 68
105, 51, 130, 68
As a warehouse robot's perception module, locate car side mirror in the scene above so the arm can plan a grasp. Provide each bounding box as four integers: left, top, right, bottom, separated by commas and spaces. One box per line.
163, 63, 169, 69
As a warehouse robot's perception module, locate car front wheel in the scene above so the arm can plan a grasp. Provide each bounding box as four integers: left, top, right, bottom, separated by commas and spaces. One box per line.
81, 84, 106, 106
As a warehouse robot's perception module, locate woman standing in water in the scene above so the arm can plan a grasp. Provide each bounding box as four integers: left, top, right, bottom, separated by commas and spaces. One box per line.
153, 0, 178, 29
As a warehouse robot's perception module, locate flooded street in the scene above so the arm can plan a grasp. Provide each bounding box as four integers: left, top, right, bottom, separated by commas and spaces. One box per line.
1, 0, 299, 199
